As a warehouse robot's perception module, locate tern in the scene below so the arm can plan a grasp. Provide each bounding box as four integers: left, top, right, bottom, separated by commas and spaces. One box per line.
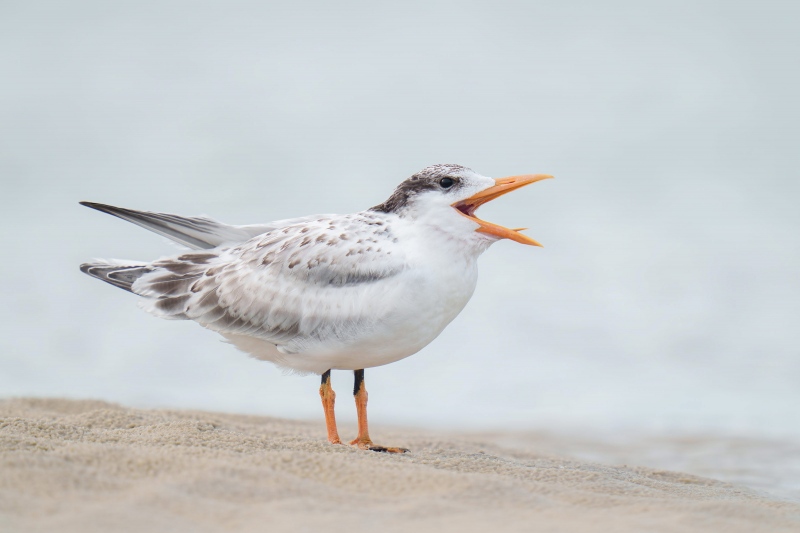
80, 164, 552, 452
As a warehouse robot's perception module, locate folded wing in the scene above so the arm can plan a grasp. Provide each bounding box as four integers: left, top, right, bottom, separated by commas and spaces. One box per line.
133, 213, 405, 352
79, 201, 331, 249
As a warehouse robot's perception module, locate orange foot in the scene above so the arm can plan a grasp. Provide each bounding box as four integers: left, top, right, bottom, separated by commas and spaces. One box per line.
350, 438, 409, 454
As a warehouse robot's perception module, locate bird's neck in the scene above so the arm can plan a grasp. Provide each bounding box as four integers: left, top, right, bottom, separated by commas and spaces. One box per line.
383, 210, 494, 265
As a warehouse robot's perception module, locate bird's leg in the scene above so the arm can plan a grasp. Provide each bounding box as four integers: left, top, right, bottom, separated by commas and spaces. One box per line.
349, 369, 408, 453
319, 370, 342, 445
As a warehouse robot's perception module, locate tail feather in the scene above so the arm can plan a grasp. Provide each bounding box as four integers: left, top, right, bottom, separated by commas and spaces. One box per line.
80, 253, 215, 321
80, 261, 152, 293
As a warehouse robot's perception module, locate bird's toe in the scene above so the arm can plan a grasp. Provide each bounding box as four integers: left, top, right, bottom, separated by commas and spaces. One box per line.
368, 445, 409, 454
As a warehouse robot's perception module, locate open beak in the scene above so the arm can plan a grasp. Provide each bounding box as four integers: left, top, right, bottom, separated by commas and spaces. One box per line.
452, 174, 553, 246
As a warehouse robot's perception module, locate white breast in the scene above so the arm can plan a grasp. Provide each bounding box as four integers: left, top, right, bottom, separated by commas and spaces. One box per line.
221, 213, 484, 375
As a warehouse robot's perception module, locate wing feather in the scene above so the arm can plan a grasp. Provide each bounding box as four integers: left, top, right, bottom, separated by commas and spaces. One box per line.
80, 201, 334, 249
133, 213, 405, 351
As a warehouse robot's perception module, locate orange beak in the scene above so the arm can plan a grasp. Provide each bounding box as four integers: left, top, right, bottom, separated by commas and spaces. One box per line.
452, 174, 553, 246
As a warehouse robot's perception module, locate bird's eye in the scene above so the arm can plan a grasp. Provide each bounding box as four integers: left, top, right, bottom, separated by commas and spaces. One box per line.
439, 177, 455, 189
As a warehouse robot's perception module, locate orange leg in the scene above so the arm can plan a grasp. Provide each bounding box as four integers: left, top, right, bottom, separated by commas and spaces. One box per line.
349, 369, 408, 453
319, 370, 342, 445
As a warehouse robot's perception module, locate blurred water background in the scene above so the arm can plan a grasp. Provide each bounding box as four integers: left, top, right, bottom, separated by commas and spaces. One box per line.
1, 0, 799, 497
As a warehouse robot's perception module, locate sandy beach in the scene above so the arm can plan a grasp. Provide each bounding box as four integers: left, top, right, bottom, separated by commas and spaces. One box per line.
1, 398, 798, 533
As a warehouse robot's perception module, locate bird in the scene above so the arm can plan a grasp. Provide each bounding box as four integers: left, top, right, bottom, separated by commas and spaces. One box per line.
79, 164, 552, 453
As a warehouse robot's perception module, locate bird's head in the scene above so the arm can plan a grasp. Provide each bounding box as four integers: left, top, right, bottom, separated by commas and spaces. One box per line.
372, 164, 553, 247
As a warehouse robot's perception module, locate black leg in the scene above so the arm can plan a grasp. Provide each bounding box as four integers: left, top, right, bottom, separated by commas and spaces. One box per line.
353, 368, 364, 396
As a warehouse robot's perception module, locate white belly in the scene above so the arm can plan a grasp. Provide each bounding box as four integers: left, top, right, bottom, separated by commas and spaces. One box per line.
222, 261, 479, 375
324, 264, 479, 370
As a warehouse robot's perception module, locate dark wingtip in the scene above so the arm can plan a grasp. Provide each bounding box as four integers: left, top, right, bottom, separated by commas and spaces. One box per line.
79, 202, 131, 219
79, 263, 94, 274
80, 201, 109, 211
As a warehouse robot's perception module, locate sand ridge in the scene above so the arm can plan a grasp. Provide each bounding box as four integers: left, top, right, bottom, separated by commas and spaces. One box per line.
1, 398, 798, 533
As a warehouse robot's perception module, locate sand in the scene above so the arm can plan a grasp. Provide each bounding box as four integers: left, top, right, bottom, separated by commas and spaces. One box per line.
1, 398, 798, 533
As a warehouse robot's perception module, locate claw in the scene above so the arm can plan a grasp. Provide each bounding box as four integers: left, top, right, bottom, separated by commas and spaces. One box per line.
368, 445, 409, 454
351, 439, 409, 453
